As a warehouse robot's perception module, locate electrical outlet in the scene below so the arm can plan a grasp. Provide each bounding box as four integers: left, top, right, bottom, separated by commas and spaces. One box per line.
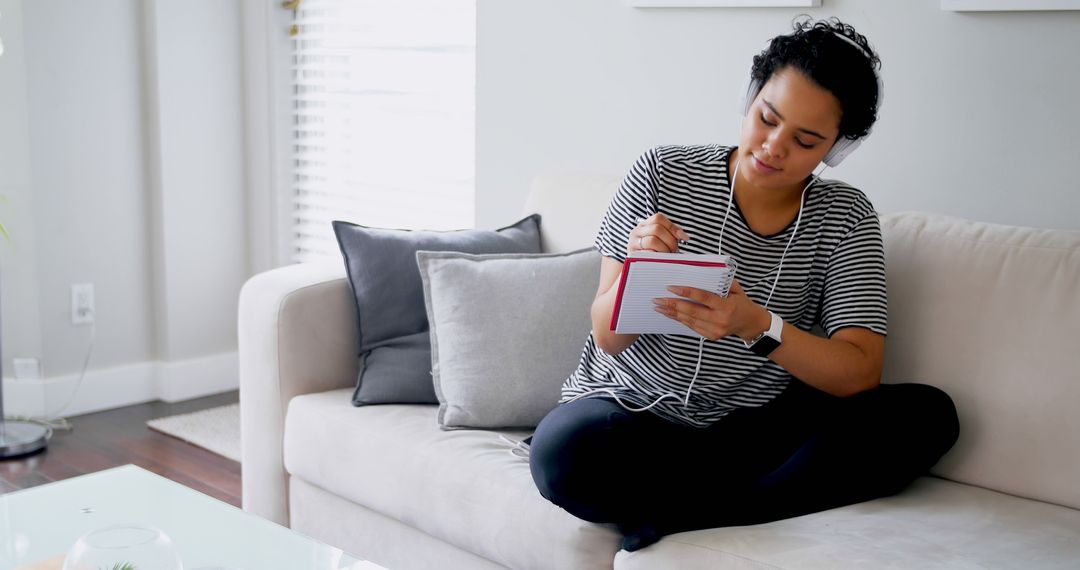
12, 357, 42, 380
71, 283, 95, 325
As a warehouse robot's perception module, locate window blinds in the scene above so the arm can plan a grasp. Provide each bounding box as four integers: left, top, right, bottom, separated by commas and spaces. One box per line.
289, 0, 476, 263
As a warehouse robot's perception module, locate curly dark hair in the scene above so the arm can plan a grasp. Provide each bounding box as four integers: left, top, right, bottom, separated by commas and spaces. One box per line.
751, 16, 882, 141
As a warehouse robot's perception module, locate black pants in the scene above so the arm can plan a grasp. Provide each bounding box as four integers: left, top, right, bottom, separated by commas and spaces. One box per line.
529, 381, 959, 538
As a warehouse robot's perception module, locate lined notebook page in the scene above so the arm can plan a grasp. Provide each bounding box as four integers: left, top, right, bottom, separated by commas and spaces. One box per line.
611, 253, 736, 337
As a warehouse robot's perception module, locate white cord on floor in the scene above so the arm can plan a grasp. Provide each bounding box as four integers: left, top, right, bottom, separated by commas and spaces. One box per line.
6, 315, 96, 429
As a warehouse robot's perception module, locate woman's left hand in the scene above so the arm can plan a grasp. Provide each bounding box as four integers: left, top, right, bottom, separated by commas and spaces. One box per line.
653, 280, 771, 343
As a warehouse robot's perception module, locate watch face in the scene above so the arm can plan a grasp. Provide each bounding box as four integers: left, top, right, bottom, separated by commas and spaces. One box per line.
749, 335, 781, 357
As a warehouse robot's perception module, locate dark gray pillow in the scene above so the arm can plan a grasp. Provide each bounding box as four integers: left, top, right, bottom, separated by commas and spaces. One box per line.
333, 214, 542, 405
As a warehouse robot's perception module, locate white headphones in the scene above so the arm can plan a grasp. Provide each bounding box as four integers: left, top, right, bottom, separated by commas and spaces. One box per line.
736, 33, 884, 167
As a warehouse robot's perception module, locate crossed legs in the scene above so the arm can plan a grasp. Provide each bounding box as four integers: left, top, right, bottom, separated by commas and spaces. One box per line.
529, 382, 959, 550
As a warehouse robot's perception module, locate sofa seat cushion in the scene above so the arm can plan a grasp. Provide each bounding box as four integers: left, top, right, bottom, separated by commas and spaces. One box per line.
283, 389, 620, 570
615, 476, 1080, 569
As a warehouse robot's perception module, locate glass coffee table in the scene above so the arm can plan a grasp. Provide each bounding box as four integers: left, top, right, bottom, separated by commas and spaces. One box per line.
1, 464, 383, 570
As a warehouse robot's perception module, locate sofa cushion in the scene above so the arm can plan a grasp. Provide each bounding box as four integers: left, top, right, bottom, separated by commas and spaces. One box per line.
416, 248, 601, 429
880, 212, 1080, 509
332, 215, 542, 405
614, 476, 1080, 569
283, 389, 620, 570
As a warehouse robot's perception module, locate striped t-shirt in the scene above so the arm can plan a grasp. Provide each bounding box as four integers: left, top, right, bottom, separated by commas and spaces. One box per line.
561, 144, 888, 428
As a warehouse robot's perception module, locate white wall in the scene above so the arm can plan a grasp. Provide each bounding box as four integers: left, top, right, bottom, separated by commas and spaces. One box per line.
1, 0, 246, 417
23, 0, 155, 377
144, 0, 247, 401
144, 0, 247, 363
476, 0, 1080, 231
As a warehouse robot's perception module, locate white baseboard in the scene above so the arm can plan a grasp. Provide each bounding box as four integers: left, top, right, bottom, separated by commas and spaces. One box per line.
2, 351, 238, 419
156, 351, 239, 403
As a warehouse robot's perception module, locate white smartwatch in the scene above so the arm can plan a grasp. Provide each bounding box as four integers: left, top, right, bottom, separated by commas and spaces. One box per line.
745, 310, 783, 357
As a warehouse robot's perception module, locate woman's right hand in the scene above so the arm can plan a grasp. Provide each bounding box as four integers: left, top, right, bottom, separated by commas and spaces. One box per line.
595, 214, 692, 356
628, 213, 691, 255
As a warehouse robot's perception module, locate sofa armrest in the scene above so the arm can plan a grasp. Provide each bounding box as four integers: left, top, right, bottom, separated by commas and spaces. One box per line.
238, 261, 359, 525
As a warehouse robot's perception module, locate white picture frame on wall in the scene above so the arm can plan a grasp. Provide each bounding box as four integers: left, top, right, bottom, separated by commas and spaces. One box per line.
628, 0, 820, 7
942, 0, 1080, 10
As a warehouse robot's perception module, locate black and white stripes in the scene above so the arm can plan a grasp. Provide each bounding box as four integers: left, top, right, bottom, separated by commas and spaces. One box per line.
561, 145, 888, 427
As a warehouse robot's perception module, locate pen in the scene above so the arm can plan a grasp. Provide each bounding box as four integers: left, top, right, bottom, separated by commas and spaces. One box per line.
636, 216, 689, 252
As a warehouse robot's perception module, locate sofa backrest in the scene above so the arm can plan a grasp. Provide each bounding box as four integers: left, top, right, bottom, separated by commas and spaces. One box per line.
524, 176, 1080, 510
880, 212, 1080, 510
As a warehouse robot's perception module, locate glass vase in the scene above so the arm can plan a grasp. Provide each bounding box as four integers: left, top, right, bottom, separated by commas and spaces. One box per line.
63, 524, 183, 570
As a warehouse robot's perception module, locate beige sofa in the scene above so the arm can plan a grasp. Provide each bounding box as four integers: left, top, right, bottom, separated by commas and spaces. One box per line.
239, 175, 1080, 569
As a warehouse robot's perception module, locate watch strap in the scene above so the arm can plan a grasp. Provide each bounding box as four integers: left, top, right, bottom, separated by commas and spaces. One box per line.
745, 311, 783, 357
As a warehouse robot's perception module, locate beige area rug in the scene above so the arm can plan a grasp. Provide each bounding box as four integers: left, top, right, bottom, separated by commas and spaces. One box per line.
147, 403, 241, 462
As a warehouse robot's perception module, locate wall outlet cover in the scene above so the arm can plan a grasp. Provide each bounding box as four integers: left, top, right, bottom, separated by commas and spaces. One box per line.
71, 283, 95, 325
12, 357, 43, 380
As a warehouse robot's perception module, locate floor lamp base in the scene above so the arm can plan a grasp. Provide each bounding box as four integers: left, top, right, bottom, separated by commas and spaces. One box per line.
0, 420, 49, 459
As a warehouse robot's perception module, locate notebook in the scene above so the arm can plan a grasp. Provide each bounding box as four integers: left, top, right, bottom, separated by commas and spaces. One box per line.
610, 252, 737, 336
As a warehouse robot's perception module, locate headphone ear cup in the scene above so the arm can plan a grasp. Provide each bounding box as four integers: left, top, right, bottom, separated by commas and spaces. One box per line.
738, 77, 762, 116
822, 137, 861, 167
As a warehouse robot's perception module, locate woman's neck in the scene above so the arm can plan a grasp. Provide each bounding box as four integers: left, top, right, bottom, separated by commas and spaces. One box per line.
729, 152, 810, 236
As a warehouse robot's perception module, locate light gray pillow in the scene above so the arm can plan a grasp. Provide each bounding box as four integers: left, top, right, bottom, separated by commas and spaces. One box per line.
416, 248, 601, 429
332, 215, 542, 406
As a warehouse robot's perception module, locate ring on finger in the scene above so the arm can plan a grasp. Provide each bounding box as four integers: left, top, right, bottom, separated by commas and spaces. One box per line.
638, 235, 645, 249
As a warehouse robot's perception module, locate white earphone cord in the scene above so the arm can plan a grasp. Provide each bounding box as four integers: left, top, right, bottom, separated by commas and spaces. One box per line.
569, 158, 826, 414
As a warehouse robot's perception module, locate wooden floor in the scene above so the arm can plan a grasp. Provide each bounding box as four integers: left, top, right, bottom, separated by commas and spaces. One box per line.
0, 391, 241, 507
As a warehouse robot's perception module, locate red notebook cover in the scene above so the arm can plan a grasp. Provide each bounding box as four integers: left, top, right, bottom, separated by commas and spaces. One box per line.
609, 253, 733, 332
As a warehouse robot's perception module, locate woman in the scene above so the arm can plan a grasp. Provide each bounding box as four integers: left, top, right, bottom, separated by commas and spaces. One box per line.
529, 17, 959, 552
